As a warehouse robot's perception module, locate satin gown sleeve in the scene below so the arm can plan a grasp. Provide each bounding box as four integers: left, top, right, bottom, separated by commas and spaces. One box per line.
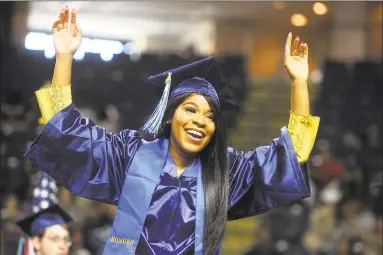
25, 85, 142, 205
227, 112, 320, 220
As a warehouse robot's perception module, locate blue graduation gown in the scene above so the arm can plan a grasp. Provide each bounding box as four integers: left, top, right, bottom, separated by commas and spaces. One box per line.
25, 104, 311, 254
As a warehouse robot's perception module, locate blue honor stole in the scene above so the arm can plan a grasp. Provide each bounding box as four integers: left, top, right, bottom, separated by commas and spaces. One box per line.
103, 138, 205, 255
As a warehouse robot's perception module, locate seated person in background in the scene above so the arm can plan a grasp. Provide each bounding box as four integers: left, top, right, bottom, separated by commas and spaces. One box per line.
16, 204, 73, 255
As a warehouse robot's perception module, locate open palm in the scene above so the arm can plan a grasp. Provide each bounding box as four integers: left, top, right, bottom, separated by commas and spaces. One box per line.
284, 33, 309, 81
52, 7, 82, 55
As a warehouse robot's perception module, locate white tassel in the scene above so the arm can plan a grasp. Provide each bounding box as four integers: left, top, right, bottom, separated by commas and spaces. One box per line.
141, 72, 172, 134
16, 237, 25, 255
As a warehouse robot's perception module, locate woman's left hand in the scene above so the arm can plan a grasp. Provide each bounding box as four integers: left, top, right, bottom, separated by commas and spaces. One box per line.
284, 32, 309, 82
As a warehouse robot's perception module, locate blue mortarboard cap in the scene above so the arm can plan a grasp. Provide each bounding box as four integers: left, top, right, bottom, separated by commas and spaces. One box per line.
141, 56, 237, 134
16, 204, 72, 237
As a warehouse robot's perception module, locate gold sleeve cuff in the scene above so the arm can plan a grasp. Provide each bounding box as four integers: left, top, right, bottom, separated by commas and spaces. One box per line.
287, 111, 320, 163
35, 84, 72, 124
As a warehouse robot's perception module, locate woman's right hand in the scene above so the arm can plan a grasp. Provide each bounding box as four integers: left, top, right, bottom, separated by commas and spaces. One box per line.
52, 7, 82, 55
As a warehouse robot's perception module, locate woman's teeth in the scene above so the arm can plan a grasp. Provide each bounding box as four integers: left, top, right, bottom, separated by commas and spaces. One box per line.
186, 130, 204, 139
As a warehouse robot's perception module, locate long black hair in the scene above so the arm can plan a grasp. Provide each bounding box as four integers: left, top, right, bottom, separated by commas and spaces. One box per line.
157, 93, 229, 255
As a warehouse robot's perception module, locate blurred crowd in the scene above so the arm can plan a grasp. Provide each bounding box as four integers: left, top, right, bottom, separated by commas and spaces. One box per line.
1, 50, 381, 254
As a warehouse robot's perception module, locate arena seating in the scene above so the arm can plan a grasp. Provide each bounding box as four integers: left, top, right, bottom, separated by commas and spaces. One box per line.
312, 59, 382, 203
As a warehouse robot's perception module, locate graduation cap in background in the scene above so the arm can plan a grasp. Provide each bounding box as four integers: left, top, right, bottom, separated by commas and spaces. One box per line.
141, 56, 238, 134
16, 171, 72, 237
16, 204, 72, 237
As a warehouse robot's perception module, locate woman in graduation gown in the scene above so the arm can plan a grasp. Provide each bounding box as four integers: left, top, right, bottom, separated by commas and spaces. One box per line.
25, 7, 320, 255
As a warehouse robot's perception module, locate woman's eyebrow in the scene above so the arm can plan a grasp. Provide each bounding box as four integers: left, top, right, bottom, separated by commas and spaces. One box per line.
183, 102, 198, 107
183, 102, 213, 113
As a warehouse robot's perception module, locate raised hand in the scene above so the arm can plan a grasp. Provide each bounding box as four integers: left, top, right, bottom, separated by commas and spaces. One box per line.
284, 32, 309, 82
52, 7, 82, 55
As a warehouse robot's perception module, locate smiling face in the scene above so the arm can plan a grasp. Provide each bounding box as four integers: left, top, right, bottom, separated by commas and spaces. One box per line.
169, 94, 216, 157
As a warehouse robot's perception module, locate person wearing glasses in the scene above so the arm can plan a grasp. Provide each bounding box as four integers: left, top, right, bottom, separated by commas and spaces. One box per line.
16, 170, 73, 255
16, 204, 73, 255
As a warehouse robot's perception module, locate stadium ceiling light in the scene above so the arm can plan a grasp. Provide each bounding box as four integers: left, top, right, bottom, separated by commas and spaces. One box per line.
291, 14, 308, 27
313, 2, 328, 15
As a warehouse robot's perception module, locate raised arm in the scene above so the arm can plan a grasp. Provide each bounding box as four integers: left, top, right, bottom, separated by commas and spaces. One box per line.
284, 33, 320, 163
26, 7, 142, 205
284, 32, 310, 117
36, 7, 81, 123
227, 33, 320, 220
